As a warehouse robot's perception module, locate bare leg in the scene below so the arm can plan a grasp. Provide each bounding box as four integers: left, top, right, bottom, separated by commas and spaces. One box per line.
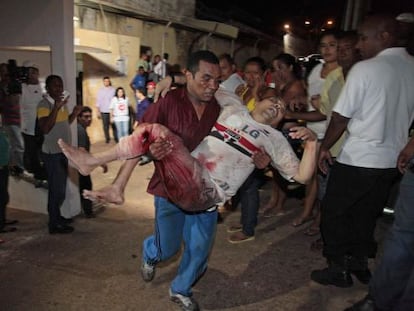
262, 179, 278, 211
263, 171, 288, 217
58, 123, 154, 176
83, 158, 139, 204
292, 172, 317, 226
58, 138, 118, 176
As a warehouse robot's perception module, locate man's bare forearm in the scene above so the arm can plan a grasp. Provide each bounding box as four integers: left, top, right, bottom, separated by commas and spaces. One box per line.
320, 112, 349, 152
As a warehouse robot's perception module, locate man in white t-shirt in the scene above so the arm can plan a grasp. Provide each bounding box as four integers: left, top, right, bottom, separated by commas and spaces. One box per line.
311, 13, 414, 289
20, 62, 46, 183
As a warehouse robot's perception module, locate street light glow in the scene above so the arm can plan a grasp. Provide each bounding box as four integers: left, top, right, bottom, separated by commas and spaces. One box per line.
284, 23, 290, 30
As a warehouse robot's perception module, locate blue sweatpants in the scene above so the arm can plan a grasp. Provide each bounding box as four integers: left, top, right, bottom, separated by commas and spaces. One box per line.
142, 196, 217, 296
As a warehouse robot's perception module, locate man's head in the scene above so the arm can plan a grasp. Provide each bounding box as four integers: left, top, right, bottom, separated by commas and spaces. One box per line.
185, 50, 221, 103
27, 67, 40, 85
45, 75, 64, 101
137, 66, 145, 75
337, 30, 361, 72
78, 106, 92, 128
103, 76, 111, 87
356, 13, 399, 59
21, 61, 39, 85
219, 53, 237, 82
251, 87, 286, 127
135, 87, 146, 100
153, 55, 161, 64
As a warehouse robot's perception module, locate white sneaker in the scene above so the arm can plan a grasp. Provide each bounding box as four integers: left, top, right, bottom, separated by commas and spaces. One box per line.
140, 261, 155, 282
169, 289, 200, 311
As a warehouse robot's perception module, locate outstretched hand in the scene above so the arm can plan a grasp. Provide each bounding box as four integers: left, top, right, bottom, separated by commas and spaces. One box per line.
288, 126, 317, 142
154, 76, 173, 103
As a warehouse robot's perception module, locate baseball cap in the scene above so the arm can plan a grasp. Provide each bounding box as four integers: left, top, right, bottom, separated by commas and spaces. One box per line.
22, 60, 38, 68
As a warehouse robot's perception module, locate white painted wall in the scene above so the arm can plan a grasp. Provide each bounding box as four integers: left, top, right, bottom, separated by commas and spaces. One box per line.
0, 0, 80, 217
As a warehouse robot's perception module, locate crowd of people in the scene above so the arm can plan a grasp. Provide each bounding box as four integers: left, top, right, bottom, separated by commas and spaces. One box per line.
1, 11, 414, 311
0, 52, 173, 237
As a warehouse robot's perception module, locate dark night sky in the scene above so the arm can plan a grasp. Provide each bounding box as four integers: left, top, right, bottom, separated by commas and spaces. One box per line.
197, 0, 414, 36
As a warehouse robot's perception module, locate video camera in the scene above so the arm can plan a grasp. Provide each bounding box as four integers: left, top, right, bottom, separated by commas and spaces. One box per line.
6, 59, 30, 95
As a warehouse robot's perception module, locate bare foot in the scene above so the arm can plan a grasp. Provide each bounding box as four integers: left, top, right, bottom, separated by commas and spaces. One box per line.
263, 207, 286, 218
292, 215, 314, 227
83, 184, 124, 205
58, 139, 100, 175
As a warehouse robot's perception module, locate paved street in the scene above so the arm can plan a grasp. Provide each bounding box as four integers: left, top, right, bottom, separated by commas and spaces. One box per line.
0, 140, 392, 311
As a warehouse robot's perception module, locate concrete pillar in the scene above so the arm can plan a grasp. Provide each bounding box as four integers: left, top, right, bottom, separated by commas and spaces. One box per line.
0, 0, 80, 217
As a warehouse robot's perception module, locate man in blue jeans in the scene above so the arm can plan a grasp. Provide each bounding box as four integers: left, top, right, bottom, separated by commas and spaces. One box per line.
345, 136, 414, 310
37, 75, 82, 234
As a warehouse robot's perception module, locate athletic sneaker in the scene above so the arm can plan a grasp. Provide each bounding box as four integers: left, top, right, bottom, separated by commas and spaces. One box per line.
169, 289, 200, 311
140, 261, 155, 282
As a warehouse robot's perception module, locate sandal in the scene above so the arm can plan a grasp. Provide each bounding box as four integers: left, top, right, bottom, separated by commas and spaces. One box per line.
291, 216, 314, 227
228, 231, 255, 244
304, 226, 320, 236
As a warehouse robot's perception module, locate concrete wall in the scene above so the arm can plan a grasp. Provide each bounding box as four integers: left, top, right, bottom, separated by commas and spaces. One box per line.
0, 0, 80, 217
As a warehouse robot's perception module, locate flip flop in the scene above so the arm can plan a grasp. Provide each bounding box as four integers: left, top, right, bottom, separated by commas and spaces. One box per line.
291, 216, 314, 227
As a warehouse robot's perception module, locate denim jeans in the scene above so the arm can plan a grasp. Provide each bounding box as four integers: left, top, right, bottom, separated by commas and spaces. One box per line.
115, 120, 129, 140
101, 113, 118, 143
142, 196, 217, 296
370, 169, 414, 311
232, 169, 266, 236
42, 153, 68, 228
4, 125, 24, 169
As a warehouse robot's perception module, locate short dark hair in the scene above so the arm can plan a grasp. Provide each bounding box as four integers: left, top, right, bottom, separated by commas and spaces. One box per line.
187, 50, 219, 75
337, 30, 358, 44
136, 87, 146, 95
219, 53, 235, 66
243, 56, 267, 73
45, 74, 62, 87
80, 106, 92, 114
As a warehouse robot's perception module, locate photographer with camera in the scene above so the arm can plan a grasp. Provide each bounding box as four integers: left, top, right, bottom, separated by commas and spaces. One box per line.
19, 61, 47, 186
0, 62, 24, 177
